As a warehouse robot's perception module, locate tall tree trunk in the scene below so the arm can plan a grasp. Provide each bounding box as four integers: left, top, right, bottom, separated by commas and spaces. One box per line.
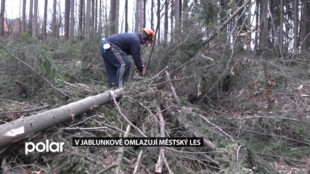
58, 1, 63, 37
301, 0, 309, 50
65, 0, 70, 39
254, 1, 259, 52
110, 0, 116, 34
28, 0, 33, 35
247, 0, 252, 27
135, 0, 143, 32
52, 0, 57, 37
70, 0, 75, 39
110, 0, 119, 34
143, 0, 146, 27
43, 0, 47, 36
284, 1, 290, 51
140, 0, 144, 28
22, 0, 26, 33
19, 0, 22, 34
99, 0, 103, 34
260, 0, 273, 112
125, 0, 128, 32
294, 0, 299, 52
270, 0, 275, 47
175, 0, 181, 28
32, 0, 38, 38
91, 0, 95, 37
94, 0, 97, 35
183, 0, 189, 19
259, 0, 269, 51
86, 0, 91, 38
237, 0, 244, 26
164, 0, 168, 41
157, 0, 160, 44
0, 0, 5, 36
247, 0, 252, 50
105, 0, 108, 34
306, 0, 310, 50
279, 0, 283, 55
79, 0, 84, 39
170, 0, 174, 42
84, 0, 86, 34
151, 0, 154, 30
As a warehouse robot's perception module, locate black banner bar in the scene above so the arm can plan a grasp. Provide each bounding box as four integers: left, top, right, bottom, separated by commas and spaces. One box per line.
72, 137, 203, 147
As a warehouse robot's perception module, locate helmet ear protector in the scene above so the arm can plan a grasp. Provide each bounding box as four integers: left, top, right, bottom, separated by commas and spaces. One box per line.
141, 28, 155, 43
143, 34, 152, 43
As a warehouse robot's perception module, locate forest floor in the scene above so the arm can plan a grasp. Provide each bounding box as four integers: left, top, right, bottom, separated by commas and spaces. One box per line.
0, 37, 309, 173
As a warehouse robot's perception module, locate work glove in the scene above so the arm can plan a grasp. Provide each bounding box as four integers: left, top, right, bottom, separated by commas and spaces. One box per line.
137, 65, 146, 77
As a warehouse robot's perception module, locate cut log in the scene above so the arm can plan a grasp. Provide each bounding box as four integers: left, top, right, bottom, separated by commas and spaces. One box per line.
0, 88, 124, 147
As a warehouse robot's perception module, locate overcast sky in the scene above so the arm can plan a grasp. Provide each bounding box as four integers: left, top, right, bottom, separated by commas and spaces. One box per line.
5, 0, 59, 19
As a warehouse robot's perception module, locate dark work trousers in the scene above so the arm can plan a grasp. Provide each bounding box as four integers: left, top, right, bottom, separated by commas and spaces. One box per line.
100, 41, 131, 88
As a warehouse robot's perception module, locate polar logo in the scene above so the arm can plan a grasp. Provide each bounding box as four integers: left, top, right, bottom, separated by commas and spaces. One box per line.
25, 140, 65, 155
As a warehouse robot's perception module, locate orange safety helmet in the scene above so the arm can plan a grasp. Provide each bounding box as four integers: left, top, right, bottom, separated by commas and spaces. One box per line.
141, 28, 155, 43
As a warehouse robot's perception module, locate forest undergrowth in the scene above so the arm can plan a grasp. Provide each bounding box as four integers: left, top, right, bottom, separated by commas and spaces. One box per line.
0, 34, 309, 173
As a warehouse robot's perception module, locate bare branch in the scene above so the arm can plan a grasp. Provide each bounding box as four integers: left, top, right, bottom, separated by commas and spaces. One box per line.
109, 91, 147, 137
114, 125, 131, 174
133, 150, 143, 174
176, 108, 217, 150
165, 70, 180, 104
96, 164, 117, 174
197, 114, 236, 142
155, 105, 166, 173
236, 145, 243, 163
161, 149, 174, 174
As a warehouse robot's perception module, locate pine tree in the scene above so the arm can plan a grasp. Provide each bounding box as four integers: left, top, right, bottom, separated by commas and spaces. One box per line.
22, 0, 26, 32
79, 0, 84, 39
164, 0, 168, 41
0, 0, 5, 36
259, 0, 269, 51
32, 0, 38, 37
86, 0, 91, 38
157, 0, 160, 43
125, 0, 128, 32
294, 0, 299, 52
52, 0, 58, 37
65, 0, 70, 39
110, 0, 119, 34
301, 0, 310, 50
42, 0, 48, 36
28, 0, 33, 35
70, 0, 74, 39
279, 0, 284, 54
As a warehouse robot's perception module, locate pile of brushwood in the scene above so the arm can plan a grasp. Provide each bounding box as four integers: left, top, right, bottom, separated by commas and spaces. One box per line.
0, 32, 309, 173
1, 64, 309, 173
0, 78, 268, 174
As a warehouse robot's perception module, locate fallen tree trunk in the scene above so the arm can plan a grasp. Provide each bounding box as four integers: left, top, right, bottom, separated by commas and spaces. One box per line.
0, 88, 124, 147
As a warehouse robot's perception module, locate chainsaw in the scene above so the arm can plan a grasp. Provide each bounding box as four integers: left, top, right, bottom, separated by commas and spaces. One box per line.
131, 67, 145, 80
